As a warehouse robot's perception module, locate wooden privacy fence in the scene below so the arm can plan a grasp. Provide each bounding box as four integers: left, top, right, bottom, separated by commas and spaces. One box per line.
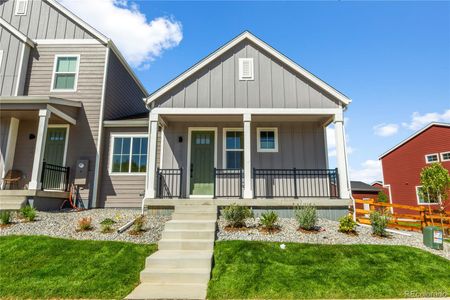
354, 198, 450, 233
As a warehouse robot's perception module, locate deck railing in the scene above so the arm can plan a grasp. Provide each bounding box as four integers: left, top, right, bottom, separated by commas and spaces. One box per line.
41, 162, 70, 191
253, 168, 339, 198
156, 168, 183, 198
213, 168, 243, 198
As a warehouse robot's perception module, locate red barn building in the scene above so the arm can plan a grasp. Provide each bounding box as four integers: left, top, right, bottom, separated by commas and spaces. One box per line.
379, 123, 450, 213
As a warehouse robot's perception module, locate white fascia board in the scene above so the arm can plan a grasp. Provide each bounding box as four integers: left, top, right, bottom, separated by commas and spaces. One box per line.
146, 31, 351, 106
0, 17, 35, 47
151, 107, 341, 116
0, 96, 82, 107
47, 105, 77, 125
34, 39, 102, 45
103, 119, 149, 127
379, 122, 450, 159
44, 0, 108, 44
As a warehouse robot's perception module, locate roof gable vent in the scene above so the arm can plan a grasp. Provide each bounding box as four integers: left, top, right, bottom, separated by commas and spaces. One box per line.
15, 0, 28, 15
239, 58, 254, 80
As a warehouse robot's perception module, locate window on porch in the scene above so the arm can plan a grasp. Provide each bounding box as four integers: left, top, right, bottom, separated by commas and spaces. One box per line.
225, 129, 243, 169
111, 136, 148, 174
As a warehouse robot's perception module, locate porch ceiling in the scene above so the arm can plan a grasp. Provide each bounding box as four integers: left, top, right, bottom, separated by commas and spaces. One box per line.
0, 109, 74, 124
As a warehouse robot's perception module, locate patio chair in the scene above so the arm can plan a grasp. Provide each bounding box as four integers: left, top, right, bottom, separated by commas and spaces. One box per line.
2, 170, 22, 190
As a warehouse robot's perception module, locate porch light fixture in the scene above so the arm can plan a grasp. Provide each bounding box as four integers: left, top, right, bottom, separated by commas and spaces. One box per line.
178, 136, 183, 143
29, 133, 35, 140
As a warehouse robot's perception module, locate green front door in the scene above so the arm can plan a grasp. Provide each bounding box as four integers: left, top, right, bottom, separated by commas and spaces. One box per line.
190, 131, 215, 196
44, 127, 67, 166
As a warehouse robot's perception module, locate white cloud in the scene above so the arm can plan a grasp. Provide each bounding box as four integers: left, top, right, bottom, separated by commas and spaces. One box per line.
373, 123, 399, 137
401, 109, 450, 131
59, 0, 183, 69
349, 160, 382, 183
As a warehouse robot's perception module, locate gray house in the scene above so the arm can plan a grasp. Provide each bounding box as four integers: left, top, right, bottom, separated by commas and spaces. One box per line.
0, 0, 148, 209
142, 31, 352, 218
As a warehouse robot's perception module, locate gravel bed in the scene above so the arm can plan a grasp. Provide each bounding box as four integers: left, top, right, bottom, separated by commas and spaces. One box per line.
0, 209, 170, 244
217, 217, 450, 259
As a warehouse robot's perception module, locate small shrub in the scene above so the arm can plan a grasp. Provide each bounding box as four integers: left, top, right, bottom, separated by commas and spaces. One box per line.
0, 211, 11, 225
370, 210, 390, 237
377, 191, 388, 203
77, 217, 93, 231
100, 218, 116, 233
20, 206, 37, 222
295, 204, 317, 230
222, 204, 253, 228
339, 214, 357, 234
260, 211, 279, 231
131, 215, 145, 233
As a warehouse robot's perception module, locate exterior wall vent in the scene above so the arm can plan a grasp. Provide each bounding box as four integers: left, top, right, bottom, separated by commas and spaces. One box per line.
239, 58, 254, 80
15, 0, 28, 16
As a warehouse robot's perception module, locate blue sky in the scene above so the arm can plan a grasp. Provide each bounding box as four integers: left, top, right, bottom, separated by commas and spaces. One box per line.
66, 1, 450, 182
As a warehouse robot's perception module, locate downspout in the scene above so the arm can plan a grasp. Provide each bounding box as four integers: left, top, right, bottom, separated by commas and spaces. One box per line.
342, 106, 355, 220
141, 98, 152, 214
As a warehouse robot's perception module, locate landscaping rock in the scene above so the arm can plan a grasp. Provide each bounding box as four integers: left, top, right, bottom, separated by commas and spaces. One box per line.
0, 209, 170, 244
217, 217, 449, 260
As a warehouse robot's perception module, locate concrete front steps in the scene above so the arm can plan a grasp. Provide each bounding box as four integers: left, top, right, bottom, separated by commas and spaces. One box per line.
126, 204, 217, 300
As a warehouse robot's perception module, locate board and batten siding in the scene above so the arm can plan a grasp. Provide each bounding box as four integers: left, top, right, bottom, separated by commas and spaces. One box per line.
103, 51, 147, 120
25, 43, 107, 205
154, 40, 340, 109
99, 126, 160, 208
0, 0, 96, 40
0, 27, 23, 96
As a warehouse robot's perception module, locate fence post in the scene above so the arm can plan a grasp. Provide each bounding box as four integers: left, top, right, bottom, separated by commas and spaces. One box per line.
420, 207, 426, 230
335, 168, 340, 198
40, 162, 46, 190
293, 168, 298, 199
65, 167, 70, 192
369, 198, 375, 213
252, 168, 256, 199
239, 169, 243, 199
156, 168, 160, 198
179, 167, 183, 198
213, 168, 217, 199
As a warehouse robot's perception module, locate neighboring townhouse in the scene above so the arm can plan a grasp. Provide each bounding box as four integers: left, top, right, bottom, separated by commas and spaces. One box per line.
380, 122, 450, 213
0, 0, 148, 209
140, 31, 353, 219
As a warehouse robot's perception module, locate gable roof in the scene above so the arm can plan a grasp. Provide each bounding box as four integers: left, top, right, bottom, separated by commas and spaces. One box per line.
0, 17, 35, 47
379, 122, 450, 159
145, 31, 351, 106
43, 0, 148, 96
351, 181, 380, 192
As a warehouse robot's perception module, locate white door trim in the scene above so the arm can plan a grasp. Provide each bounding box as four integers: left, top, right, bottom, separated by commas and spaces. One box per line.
47, 124, 70, 166
186, 127, 217, 198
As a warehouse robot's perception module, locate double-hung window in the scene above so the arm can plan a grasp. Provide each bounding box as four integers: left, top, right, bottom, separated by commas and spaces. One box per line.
257, 128, 278, 152
52, 55, 80, 92
416, 186, 438, 204
224, 129, 243, 169
110, 135, 148, 174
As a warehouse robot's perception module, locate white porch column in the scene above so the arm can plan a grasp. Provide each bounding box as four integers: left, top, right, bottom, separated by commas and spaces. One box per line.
145, 113, 159, 199
29, 109, 50, 190
243, 113, 253, 199
334, 111, 350, 199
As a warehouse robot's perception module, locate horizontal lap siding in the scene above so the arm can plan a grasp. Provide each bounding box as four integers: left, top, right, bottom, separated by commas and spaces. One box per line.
0, 0, 96, 40
155, 40, 340, 109
0, 28, 22, 96
25, 44, 107, 206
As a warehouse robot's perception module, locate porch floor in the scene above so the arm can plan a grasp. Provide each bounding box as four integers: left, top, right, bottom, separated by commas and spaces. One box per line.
0, 190, 69, 210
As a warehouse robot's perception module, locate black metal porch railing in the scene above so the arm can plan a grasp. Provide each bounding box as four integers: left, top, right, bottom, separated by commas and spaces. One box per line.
253, 168, 340, 198
156, 168, 183, 198
213, 168, 243, 198
41, 162, 70, 191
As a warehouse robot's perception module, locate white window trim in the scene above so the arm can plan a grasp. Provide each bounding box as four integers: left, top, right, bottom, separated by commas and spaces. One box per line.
223, 128, 244, 169
15, 0, 28, 16
415, 185, 438, 205
257, 127, 279, 153
424, 153, 439, 164
109, 133, 148, 176
50, 54, 80, 92
440, 151, 450, 162
238, 58, 254, 81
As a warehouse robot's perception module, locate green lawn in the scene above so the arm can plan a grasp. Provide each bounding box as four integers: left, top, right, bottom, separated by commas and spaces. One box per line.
208, 241, 450, 299
0, 235, 156, 299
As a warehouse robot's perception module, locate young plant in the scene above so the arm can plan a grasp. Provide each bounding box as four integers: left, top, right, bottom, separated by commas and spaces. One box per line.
77, 217, 93, 231
100, 218, 116, 233
0, 211, 11, 225
369, 210, 391, 237
20, 206, 37, 222
222, 204, 253, 228
131, 215, 145, 233
295, 204, 318, 231
260, 211, 279, 232
338, 214, 357, 234
377, 191, 388, 203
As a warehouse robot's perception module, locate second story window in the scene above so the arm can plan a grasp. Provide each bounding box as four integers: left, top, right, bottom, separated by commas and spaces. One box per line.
51, 55, 80, 92
15, 0, 28, 15
425, 153, 439, 164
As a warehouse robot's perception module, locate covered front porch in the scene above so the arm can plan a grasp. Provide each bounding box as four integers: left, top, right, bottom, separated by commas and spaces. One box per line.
144, 108, 351, 206
0, 96, 80, 208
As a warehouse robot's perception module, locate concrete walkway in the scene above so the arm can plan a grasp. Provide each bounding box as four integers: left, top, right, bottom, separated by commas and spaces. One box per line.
126, 204, 217, 300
